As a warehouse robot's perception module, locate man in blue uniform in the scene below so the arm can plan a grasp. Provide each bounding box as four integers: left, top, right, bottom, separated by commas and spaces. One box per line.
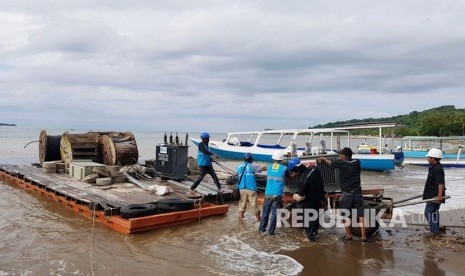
189, 132, 223, 204
259, 151, 288, 235
423, 148, 446, 236
236, 152, 264, 221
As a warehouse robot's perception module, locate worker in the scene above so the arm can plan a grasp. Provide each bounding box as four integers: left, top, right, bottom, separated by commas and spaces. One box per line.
259, 151, 288, 235
288, 157, 325, 242
423, 148, 446, 237
236, 152, 265, 221
319, 147, 368, 242
189, 132, 223, 204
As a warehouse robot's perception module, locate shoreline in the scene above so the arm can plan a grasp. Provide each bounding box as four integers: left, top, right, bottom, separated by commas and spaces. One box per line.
283, 208, 465, 275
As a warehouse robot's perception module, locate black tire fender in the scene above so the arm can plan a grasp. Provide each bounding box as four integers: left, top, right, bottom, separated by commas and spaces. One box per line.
119, 203, 158, 219
157, 199, 195, 212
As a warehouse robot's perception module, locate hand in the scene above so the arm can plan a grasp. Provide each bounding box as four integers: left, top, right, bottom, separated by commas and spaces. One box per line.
436, 194, 444, 203
293, 193, 305, 202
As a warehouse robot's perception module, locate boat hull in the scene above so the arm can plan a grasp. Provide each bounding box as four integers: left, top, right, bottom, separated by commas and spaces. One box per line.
403, 158, 465, 168
403, 150, 465, 159
191, 139, 396, 171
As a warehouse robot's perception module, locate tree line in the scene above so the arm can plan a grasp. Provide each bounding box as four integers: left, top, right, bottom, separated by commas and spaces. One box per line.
311, 105, 465, 137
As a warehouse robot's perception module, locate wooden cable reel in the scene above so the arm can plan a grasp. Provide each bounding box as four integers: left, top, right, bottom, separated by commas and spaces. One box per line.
39, 130, 62, 165
98, 132, 139, 166
60, 132, 100, 165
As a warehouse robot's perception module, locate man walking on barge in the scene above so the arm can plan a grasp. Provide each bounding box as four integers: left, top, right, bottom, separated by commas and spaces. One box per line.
189, 132, 224, 204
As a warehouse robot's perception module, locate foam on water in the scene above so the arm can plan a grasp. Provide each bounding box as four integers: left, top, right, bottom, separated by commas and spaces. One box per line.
203, 234, 303, 276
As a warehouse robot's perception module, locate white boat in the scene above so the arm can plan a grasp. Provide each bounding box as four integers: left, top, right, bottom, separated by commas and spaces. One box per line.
401, 136, 465, 167
191, 123, 405, 171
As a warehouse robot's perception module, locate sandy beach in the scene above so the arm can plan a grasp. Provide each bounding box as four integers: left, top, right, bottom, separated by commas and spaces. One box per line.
285, 208, 465, 275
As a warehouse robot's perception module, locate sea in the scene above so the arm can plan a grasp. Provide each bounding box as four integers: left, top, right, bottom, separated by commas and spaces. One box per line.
1, 127, 464, 275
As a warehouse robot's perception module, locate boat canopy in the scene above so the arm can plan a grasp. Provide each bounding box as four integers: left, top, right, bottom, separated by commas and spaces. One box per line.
401, 136, 465, 141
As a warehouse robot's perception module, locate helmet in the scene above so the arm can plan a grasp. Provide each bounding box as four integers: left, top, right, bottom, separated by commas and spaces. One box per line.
426, 148, 443, 159
288, 157, 301, 171
244, 152, 253, 161
200, 132, 210, 139
272, 151, 284, 161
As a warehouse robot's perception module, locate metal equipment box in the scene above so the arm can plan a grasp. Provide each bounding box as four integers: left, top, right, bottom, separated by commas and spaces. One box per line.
69, 161, 106, 181
155, 145, 188, 180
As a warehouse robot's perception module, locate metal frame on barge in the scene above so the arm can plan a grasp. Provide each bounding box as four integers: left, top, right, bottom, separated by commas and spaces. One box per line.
0, 165, 228, 234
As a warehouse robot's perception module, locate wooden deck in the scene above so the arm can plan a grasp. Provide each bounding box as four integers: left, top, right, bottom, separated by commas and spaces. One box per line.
0, 165, 229, 234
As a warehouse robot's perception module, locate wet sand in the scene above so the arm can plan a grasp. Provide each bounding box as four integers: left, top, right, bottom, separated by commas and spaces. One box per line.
284, 208, 465, 276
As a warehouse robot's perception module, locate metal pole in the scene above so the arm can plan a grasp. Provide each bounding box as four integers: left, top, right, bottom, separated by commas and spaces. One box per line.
393, 195, 451, 208
392, 194, 423, 204
379, 127, 382, 154
330, 132, 333, 152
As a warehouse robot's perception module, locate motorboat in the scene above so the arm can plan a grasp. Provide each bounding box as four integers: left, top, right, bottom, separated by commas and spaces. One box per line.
191, 123, 405, 171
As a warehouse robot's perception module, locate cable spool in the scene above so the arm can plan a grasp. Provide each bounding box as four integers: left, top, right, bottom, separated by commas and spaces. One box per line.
98, 132, 138, 166
60, 132, 100, 165
39, 130, 62, 165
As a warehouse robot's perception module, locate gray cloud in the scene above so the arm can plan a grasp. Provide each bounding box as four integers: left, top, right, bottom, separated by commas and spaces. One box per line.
0, 1, 464, 132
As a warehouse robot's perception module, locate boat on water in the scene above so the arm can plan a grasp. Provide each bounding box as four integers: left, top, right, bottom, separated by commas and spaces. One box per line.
400, 136, 465, 167
191, 123, 405, 171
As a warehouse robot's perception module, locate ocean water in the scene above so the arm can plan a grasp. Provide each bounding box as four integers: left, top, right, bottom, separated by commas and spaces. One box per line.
1, 127, 464, 275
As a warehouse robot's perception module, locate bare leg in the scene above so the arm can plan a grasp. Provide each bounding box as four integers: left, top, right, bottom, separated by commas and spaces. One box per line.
359, 217, 366, 240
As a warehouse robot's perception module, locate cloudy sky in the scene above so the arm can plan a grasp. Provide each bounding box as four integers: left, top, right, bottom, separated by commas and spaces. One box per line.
1, 0, 464, 132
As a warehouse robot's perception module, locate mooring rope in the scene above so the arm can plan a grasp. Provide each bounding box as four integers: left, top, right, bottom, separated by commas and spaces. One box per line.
212, 160, 236, 175
194, 197, 204, 223
89, 203, 97, 276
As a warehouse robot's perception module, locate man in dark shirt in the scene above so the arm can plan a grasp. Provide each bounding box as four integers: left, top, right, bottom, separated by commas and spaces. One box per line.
319, 147, 368, 242
423, 148, 446, 236
288, 158, 325, 242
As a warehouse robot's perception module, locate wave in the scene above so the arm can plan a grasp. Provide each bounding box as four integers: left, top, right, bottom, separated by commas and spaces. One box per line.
203, 234, 303, 276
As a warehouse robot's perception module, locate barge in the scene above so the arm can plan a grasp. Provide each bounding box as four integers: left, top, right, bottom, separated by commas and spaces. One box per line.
0, 165, 229, 234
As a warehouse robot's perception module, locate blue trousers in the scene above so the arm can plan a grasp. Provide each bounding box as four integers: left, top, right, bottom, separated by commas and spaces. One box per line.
424, 202, 440, 234
259, 196, 282, 235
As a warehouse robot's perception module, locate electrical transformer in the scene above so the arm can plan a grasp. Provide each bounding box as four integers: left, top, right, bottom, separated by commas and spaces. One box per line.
155, 144, 188, 180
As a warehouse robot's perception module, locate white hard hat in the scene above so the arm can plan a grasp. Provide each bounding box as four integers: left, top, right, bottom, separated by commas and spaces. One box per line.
272, 151, 285, 161
426, 148, 443, 159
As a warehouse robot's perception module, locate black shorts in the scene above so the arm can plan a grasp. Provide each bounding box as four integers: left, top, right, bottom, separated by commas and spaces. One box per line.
340, 192, 364, 218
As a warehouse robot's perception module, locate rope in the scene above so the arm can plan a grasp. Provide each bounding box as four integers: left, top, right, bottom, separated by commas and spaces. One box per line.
193, 197, 204, 223
212, 160, 236, 175
89, 203, 97, 276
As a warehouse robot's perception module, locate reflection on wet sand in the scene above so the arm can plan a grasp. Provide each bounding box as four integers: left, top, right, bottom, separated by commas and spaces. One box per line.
284, 213, 465, 276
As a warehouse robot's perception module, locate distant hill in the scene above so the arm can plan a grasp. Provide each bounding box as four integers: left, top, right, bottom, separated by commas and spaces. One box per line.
0, 123, 16, 126
311, 105, 465, 136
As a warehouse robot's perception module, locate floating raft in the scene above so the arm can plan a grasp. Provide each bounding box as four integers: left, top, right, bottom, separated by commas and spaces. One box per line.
0, 165, 229, 234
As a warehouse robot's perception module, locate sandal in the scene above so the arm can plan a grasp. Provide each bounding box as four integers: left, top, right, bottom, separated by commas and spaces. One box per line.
361, 239, 370, 243
340, 235, 353, 241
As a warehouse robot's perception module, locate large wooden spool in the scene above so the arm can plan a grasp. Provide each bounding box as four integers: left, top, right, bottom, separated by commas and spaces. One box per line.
98, 132, 139, 165
39, 130, 62, 165
60, 132, 100, 165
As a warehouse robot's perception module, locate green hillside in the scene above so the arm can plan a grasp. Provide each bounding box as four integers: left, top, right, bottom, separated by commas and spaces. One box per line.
311, 105, 465, 136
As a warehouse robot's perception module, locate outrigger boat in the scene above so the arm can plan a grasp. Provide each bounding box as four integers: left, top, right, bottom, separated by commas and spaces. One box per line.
191, 122, 405, 171
400, 136, 465, 167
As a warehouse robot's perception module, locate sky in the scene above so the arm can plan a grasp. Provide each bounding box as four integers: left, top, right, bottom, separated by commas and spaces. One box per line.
1, 0, 464, 132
